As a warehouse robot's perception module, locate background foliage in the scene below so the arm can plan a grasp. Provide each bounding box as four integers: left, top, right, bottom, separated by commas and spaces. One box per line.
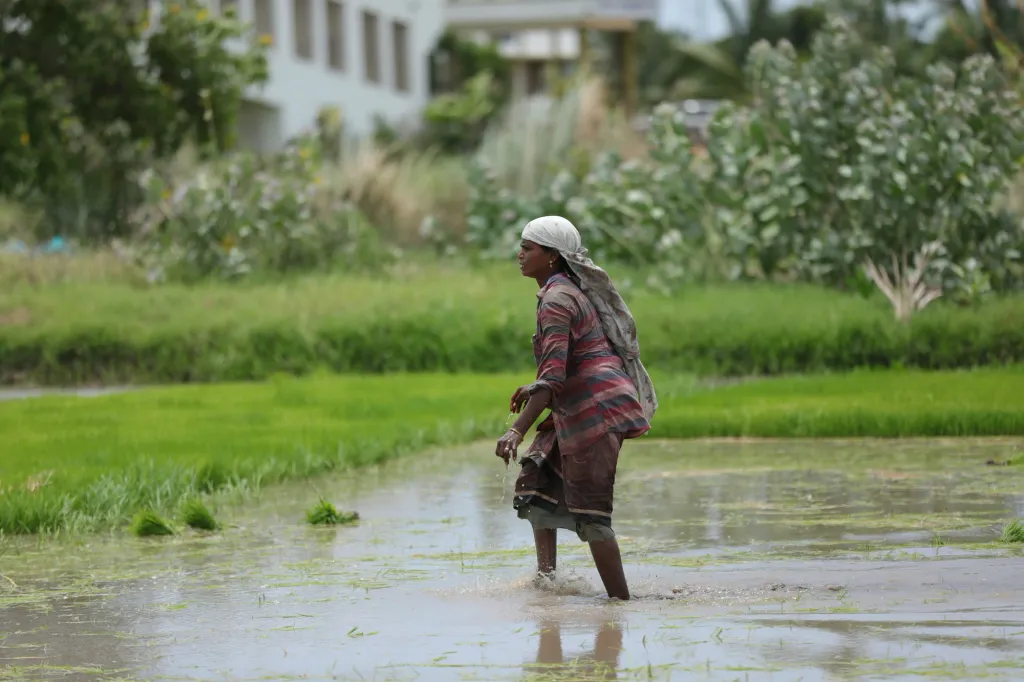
467, 19, 1024, 317
0, 0, 267, 242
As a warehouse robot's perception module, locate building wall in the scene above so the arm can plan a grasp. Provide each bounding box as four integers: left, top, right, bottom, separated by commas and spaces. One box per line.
468, 28, 580, 61
150, 0, 444, 151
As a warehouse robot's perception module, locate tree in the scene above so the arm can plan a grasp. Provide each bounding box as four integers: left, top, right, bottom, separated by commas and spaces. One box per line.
0, 0, 268, 240
669, 0, 827, 100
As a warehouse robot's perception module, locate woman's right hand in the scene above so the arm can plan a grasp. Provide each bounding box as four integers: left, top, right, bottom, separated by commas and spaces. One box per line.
509, 385, 530, 414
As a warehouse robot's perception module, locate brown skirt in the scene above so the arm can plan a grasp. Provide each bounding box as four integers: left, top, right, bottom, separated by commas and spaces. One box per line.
512, 430, 624, 542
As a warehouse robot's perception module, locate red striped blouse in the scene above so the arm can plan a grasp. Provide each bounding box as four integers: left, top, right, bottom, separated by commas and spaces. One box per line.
530, 273, 650, 455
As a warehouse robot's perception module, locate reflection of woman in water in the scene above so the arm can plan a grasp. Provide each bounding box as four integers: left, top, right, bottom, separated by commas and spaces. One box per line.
530, 620, 623, 680
494, 216, 657, 601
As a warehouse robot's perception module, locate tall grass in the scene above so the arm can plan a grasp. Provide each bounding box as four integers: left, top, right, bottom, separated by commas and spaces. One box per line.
2, 263, 1024, 385
475, 76, 644, 197
320, 141, 470, 244
1, 368, 1023, 535
316, 75, 641, 243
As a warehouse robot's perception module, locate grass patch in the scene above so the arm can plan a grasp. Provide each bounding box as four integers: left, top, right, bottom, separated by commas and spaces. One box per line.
305, 497, 358, 526
0, 372, 518, 535
179, 498, 218, 531
2, 261, 1024, 385
1, 368, 1023, 535
652, 366, 1024, 439
130, 510, 174, 537
1000, 520, 1024, 543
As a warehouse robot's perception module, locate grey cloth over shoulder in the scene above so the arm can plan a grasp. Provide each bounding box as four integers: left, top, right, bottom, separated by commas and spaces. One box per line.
520, 215, 658, 422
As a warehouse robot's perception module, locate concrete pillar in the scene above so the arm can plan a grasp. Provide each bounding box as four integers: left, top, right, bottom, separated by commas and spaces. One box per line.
577, 26, 590, 75
623, 28, 638, 115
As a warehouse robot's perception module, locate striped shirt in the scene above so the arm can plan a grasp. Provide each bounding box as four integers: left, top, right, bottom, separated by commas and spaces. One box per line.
531, 273, 650, 455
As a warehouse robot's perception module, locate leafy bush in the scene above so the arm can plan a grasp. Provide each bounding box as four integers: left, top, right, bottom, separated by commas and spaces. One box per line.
131, 135, 393, 282
708, 19, 1024, 316
422, 71, 502, 154
466, 19, 1024, 318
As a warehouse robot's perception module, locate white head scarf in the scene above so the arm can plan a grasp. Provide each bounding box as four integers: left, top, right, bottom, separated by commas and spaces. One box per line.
521, 216, 658, 422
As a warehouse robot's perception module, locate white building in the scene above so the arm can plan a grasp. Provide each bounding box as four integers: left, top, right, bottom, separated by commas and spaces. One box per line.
465, 28, 582, 97
145, 0, 445, 152
444, 0, 660, 105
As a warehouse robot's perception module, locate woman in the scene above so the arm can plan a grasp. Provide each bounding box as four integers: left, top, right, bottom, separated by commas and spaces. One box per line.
494, 216, 657, 601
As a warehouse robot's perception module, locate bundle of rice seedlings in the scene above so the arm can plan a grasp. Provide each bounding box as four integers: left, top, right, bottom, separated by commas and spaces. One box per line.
1000, 519, 1024, 544
180, 499, 219, 531
305, 497, 359, 526
131, 510, 175, 537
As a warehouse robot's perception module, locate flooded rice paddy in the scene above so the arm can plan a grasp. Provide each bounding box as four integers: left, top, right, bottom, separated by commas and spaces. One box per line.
2, 438, 1023, 681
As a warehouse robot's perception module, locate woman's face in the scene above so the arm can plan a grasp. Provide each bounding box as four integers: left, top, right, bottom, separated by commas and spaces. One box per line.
518, 240, 551, 279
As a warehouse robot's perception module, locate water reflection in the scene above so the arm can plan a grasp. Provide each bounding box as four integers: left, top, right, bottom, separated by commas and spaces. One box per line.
527, 620, 623, 681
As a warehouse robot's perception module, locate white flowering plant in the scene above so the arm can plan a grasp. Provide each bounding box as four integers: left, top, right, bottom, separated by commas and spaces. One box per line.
133, 134, 391, 283
464, 18, 1024, 316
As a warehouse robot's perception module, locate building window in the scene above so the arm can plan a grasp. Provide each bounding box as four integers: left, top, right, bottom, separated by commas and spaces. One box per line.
218, 0, 239, 16
293, 0, 313, 60
361, 11, 380, 84
392, 20, 409, 93
326, 0, 345, 71
254, 0, 274, 45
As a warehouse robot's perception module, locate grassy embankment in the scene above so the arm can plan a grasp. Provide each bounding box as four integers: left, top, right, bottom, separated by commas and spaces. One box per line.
2, 367, 1023, 535
2, 259, 1024, 385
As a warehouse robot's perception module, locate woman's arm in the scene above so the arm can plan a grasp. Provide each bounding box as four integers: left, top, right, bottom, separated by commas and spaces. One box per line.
496, 387, 552, 463
495, 295, 573, 463
511, 387, 551, 436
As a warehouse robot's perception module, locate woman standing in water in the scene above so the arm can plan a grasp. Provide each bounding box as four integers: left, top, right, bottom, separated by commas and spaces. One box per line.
495, 216, 657, 601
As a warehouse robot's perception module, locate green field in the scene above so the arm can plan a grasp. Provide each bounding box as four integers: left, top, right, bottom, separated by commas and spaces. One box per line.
2, 367, 1023, 535
2, 261, 1024, 385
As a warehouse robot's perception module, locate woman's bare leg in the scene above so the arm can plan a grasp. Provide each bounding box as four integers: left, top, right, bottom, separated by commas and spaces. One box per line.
534, 528, 557, 574
589, 538, 629, 600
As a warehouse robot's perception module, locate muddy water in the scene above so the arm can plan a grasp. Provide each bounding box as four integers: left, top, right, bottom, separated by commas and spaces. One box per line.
0, 387, 132, 402
2, 438, 1023, 681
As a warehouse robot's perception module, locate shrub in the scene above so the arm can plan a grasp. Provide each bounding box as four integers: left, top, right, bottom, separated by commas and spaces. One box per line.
131, 135, 393, 282
465, 19, 1024, 319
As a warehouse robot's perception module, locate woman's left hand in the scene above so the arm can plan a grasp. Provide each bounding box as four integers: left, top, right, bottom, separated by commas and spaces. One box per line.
495, 429, 523, 465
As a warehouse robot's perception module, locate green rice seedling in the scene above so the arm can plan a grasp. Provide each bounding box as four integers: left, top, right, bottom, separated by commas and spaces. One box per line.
180, 499, 218, 531
130, 510, 174, 537
306, 497, 359, 526
1008, 452, 1024, 466
1000, 519, 1024, 543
